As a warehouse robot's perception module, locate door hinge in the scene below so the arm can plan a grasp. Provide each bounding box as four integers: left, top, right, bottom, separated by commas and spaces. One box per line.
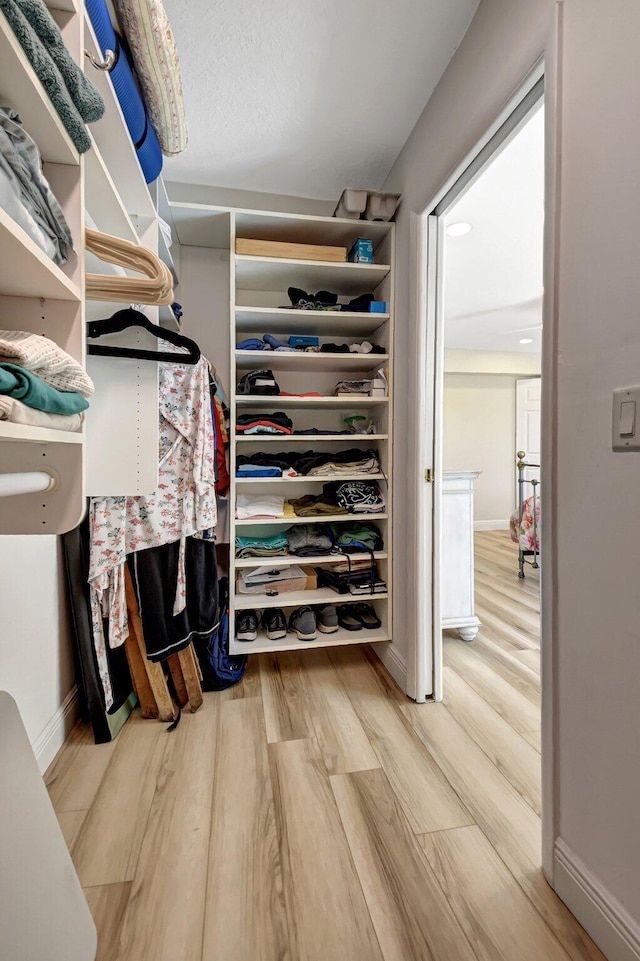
424, 468, 433, 483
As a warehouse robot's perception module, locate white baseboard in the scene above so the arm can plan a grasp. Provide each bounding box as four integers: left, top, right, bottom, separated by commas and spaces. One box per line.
474, 520, 510, 531
34, 685, 79, 774
371, 641, 407, 693
554, 839, 640, 961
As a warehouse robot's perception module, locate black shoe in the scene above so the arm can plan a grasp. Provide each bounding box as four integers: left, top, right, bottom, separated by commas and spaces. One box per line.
288, 606, 317, 640
337, 605, 363, 631
352, 602, 381, 629
262, 607, 287, 640
235, 609, 258, 642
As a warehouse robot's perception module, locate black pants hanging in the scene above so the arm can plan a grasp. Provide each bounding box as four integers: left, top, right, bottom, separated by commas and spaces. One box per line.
127, 537, 219, 662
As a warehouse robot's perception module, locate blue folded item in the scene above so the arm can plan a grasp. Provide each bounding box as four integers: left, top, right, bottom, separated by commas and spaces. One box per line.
289, 335, 319, 349
236, 466, 282, 478
236, 338, 266, 351
85, 0, 162, 183
263, 333, 295, 351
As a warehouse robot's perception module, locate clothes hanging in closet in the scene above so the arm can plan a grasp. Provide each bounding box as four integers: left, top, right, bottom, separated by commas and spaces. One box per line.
88, 354, 216, 708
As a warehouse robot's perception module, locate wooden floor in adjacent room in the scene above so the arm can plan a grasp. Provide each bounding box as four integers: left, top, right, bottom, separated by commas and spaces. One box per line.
45, 531, 606, 961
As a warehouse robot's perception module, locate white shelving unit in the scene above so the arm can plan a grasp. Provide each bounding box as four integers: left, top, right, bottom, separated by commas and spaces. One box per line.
225, 209, 395, 655
0, 4, 85, 533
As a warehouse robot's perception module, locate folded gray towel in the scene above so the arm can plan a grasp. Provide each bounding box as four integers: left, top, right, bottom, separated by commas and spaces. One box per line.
0, 0, 94, 152
14, 0, 104, 122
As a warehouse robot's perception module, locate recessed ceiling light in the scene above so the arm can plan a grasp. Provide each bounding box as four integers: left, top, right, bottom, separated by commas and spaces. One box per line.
446, 222, 473, 237
520, 338, 534, 345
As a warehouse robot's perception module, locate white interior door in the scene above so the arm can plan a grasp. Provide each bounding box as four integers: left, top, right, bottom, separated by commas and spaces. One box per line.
516, 377, 542, 491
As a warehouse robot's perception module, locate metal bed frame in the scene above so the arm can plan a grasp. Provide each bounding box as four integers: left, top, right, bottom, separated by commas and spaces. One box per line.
516, 450, 540, 579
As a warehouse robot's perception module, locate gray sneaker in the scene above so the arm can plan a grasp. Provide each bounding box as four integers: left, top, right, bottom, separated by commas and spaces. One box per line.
288, 606, 317, 641
316, 604, 338, 634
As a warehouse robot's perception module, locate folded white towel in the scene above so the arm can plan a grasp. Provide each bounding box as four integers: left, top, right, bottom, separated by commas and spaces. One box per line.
0, 329, 94, 396
0, 395, 84, 432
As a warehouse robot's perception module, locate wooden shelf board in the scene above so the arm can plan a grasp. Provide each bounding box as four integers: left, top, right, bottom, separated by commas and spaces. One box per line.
0, 207, 81, 301
0, 421, 83, 444
235, 350, 389, 372
235, 255, 390, 294
83, 12, 156, 222
234, 587, 388, 610
235, 473, 385, 485
235, 395, 388, 409
231, 626, 388, 655
234, 210, 393, 246
235, 551, 388, 569
235, 512, 388, 527
235, 306, 390, 336
0, 12, 79, 165
236, 433, 388, 444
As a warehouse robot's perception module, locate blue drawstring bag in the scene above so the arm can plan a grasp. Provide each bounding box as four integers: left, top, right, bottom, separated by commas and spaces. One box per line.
193, 578, 246, 691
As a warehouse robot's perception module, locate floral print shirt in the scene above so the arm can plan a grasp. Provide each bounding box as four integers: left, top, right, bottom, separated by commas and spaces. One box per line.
88, 357, 216, 708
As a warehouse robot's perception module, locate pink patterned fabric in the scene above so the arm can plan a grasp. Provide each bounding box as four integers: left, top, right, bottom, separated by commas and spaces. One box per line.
88, 357, 215, 707
510, 494, 541, 553
112, 0, 188, 155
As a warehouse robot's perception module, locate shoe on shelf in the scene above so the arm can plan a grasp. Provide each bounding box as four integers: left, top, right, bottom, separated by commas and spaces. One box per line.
337, 605, 364, 631
235, 609, 258, 642
262, 607, 287, 640
316, 603, 338, 634
352, 602, 381, 629
288, 606, 317, 641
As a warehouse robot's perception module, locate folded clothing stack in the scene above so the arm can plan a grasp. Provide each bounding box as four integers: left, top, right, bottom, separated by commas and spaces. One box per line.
0, 107, 73, 264
236, 334, 385, 355
288, 481, 385, 517
0, 0, 104, 153
236, 448, 380, 479
234, 521, 383, 559
235, 531, 289, 557
235, 494, 296, 520
284, 287, 376, 313
0, 330, 94, 431
236, 411, 293, 435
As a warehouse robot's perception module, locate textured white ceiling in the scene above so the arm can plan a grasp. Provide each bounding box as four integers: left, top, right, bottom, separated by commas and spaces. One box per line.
163, 0, 481, 200
444, 105, 545, 353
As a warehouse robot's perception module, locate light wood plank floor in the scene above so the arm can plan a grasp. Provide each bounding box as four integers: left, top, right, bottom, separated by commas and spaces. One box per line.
45, 531, 607, 961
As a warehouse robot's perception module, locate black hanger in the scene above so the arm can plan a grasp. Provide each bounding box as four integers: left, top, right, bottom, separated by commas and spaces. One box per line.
87, 308, 201, 365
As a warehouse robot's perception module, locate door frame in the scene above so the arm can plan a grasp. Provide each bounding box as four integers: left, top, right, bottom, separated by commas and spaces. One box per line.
412, 33, 560, 882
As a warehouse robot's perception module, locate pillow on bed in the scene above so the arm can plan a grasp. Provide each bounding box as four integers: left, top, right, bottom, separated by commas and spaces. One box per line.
112, 0, 188, 156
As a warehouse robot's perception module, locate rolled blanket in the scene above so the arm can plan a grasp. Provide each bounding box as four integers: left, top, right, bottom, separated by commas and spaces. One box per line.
11, 0, 104, 122
0, 0, 92, 152
112, 0, 188, 156
0, 394, 83, 431
0, 363, 89, 413
0, 330, 94, 396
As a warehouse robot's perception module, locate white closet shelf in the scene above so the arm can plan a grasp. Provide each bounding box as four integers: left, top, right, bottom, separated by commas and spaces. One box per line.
236, 433, 388, 444
0, 422, 83, 444
0, 207, 81, 301
159, 305, 180, 330
235, 473, 385, 485
234, 210, 392, 247
235, 587, 388, 610
235, 350, 389, 373
0, 12, 79, 165
235, 306, 390, 336
235, 551, 388, 569
235, 395, 388, 409
84, 13, 156, 224
235, 255, 390, 294
85, 141, 139, 245
230, 627, 388, 656
167, 201, 231, 248
158, 230, 178, 283
235, 513, 388, 527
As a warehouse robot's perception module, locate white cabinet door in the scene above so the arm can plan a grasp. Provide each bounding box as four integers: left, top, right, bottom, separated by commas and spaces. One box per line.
516, 377, 541, 489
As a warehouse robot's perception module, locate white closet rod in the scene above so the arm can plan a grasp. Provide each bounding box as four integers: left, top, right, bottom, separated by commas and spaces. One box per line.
0, 471, 58, 498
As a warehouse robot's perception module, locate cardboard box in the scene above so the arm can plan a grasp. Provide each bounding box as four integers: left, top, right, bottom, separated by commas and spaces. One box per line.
236, 238, 347, 262
348, 238, 375, 263
302, 565, 318, 590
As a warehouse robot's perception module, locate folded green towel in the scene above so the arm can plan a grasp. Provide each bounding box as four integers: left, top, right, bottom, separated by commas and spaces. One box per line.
13, 0, 105, 123
0, 363, 89, 413
0, 0, 93, 152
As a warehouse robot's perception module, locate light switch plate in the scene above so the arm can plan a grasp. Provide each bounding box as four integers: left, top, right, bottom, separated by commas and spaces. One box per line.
613, 386, 640, 450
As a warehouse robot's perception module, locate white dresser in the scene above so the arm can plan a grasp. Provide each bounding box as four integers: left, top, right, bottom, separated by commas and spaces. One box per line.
441, 470, 481, 641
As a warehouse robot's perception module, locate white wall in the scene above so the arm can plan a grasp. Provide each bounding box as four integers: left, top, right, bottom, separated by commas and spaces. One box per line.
383, 0, 640, 954
0, 536, 77, 772
444, 348, 541, 375
177, 245, 231, 396
444, 373, 518, 525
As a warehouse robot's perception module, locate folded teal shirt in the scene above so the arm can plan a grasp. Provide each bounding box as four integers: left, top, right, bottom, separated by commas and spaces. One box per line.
0, 363, 89, 413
